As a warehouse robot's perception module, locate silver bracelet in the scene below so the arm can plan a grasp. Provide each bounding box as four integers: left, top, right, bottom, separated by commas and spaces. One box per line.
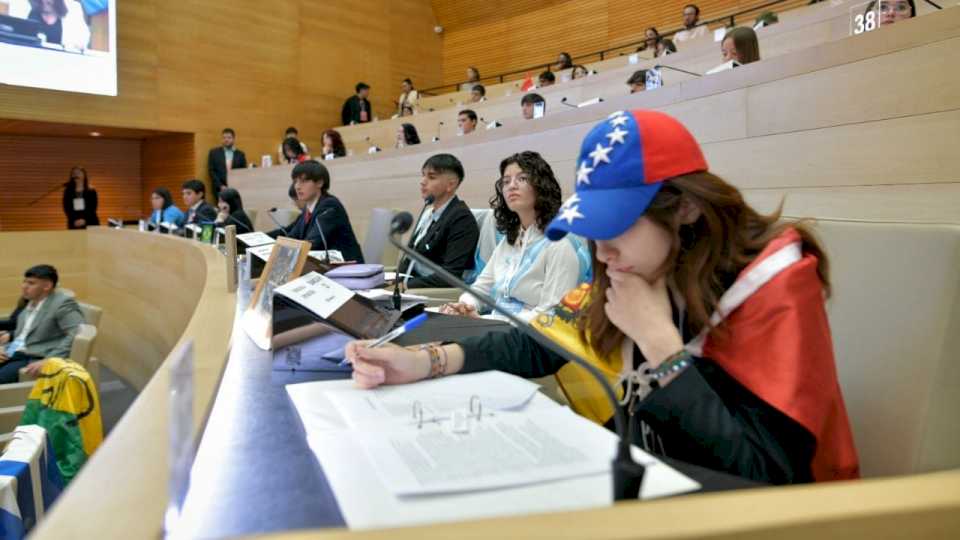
648, 350, 693, 380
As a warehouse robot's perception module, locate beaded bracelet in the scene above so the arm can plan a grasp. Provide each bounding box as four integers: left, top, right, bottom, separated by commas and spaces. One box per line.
426, 345, 447, 379
648, 350, 693, 380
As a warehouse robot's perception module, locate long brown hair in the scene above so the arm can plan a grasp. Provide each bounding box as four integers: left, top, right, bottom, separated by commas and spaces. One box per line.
583, 172, 830, 357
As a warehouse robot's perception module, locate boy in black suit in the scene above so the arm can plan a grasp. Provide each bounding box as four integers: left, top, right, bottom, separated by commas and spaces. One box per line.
181, 179, 218, 226
287, 160, 365, 263
400, 154, 480, 288
208, 128, 247, 199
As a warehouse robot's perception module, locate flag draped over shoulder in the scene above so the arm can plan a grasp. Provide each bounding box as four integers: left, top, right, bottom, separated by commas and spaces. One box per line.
19, 359, 103, 484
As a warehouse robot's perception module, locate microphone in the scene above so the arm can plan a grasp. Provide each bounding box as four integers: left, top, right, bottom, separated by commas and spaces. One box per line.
267, 207, 290, 236
653, 64, 702, 77
923, 0, 942, 8
393, 196, 434, 311
388, 212, 645, 500
560, 97, 578, 108
312, 207, 335, 264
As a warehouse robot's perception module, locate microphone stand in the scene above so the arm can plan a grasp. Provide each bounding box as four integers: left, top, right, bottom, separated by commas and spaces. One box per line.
653, 64, 702, 77
388, 213, 645, 501
225, 213, 252, 233
29, 181, 69, 207
312, 207, 334, 265
267, 207, 290, 236
393, 197, 434, 311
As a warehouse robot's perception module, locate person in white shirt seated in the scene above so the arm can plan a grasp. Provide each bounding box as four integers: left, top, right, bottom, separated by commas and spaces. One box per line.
674, 4, 709, 43
440, 151, 590, 321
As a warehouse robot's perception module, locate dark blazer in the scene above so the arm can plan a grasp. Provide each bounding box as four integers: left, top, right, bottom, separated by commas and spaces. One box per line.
286, 194, 364, 263
185, 201, 218, 225
341, 95, 373, 126
401, 196, 480, 288
207, 146, 248, 196
216, 210, 254, 233
62, 186, 100, 229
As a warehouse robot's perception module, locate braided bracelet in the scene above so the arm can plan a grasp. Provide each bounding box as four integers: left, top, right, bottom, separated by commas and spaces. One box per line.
426, 345, 447, 379
648, 350, 693, 380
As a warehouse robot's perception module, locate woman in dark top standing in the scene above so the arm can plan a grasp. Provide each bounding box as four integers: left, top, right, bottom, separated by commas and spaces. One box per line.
214, 188, 254, 233
346, 110, 860, 485
63, 166, 100, 229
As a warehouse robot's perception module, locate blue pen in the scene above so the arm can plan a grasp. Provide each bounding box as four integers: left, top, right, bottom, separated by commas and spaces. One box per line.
368, 313, 428, 348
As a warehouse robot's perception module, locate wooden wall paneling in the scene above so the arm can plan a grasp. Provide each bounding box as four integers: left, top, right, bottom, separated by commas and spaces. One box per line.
0, 135, 142, 231
141, 133, 197, 215
0, 231, 89, 309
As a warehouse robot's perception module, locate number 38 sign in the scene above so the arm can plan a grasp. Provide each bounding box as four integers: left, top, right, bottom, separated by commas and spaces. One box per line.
851, 1, 880, 35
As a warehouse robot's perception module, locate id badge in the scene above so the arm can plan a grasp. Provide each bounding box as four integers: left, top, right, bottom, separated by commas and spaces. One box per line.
73, 197, 86, 211
4, 339, 24, 358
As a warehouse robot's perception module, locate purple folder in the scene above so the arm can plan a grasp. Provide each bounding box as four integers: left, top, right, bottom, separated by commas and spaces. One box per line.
324, 264, 385, 290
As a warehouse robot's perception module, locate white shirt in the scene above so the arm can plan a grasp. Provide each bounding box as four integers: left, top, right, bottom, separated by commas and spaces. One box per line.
460, 226, 583, 322
11, 297, 47, 352
674, 24, 708, 43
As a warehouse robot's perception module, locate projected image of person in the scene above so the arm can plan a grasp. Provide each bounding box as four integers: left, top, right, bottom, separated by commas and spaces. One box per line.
17, 0, 91, 50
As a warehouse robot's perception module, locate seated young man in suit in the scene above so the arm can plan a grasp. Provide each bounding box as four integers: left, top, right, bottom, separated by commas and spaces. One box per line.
287, 160, 365, 263
400, 153, 480, 288
0, 265, 84, 383
181, 179, 218, 228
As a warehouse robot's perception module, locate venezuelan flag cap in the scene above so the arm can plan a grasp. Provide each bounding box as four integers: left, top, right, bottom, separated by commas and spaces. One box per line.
546, 110, 708, 241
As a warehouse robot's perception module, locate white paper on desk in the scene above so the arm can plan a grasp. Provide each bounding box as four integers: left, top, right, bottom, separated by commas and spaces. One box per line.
308, 250, 344, 263
324, 371, 541, 430
360, 407, 613, 495
237, 231, 275, 247
355, 288, 427, 302
248, 243, 276, 261
274, 271, 354, 319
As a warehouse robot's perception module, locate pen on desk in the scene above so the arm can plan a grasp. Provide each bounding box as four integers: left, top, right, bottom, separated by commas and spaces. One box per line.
369, 313, 428, 349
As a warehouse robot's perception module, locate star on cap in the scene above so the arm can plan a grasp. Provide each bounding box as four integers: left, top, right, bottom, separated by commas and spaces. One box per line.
609, 114, 629, 128
558, 205, 584, 225
575, 162, 593, 186
588, 143, 613, 166
560, 193, 581, 210
608, 110, 626, 119
605, 127, 628, 145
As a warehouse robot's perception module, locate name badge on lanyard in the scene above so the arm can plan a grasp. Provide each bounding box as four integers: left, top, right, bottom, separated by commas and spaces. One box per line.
73, 197, 86, 211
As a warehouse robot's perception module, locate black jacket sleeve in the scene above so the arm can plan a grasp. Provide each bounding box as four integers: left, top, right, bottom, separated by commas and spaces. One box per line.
236, 150, 247, 169
458, 328, 568, 378
208, 149, 224, 188
197, 202, 218, 223
86, 189, 100, 225
62, 188, 75, 227
636, 360, 815, 484
341, 97, 353, 126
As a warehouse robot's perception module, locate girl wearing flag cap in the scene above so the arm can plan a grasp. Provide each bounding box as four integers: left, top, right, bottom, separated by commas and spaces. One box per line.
347, 110, 859, 485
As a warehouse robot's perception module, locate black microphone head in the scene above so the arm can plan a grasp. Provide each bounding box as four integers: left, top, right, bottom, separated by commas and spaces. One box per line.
424, 194, 435, 205
561, 97, 568, 102
268, 207, 279, 212
391, 212, 415, 235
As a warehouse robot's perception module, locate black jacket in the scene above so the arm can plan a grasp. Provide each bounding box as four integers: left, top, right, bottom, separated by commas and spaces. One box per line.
400, 196, 480, 288
286, 194, 364, 263
457, 328, 816, 485
215, 210, 254, 233
207, 146, 247, 196
185, 201, 218, 226
63, 185, 100, 229
341, 95, 372, 126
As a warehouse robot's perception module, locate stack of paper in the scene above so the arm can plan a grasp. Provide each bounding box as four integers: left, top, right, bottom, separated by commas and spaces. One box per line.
286, 372, 700, 530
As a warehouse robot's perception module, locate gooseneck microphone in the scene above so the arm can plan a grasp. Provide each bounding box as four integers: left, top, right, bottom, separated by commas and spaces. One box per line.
388, 211, 645, 500
267, 207, 290, 236
392, 196, 435, 311
312, 207, 335, 264
224, 213, 252, 233
653, 64, 702, 77
560, 97, 578, 108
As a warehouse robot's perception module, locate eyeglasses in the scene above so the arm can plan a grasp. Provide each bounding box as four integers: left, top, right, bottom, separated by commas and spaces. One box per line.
879, 1, 911, 13
495, 174, 530, 191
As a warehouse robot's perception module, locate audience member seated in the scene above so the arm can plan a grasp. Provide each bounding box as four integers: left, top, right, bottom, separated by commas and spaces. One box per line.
399, 154, 480, 288
0, 265, 83, 384
555, 52, 573, 71
571, 65, 589, 80
470, 84, 486, 103
320, 129, 347, 160
538, 70, 556, 88
286, 160, 364, 263
674, 4, 708, 43
458, 109, 478, 135
282, 136, 311, 164
656, 38, 677, 57
521, 93, 546, 120
62, 166, 100, 230
214, 188, 254, 233
460, 66, 481, 91
277, 127, 309, 164
440, 151, 587, 322
341, 82, 373, 126
348, 110, 860, 486
639, 27, 660, 56
870, 0, 915, 26
397, 78, 420, 117
721, 27, 760, 66
395, 123, 421, 149
181, 179, 217, 226
627, 70, 649, 93
207, 127, 247, 199
148, 187, 185, 228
